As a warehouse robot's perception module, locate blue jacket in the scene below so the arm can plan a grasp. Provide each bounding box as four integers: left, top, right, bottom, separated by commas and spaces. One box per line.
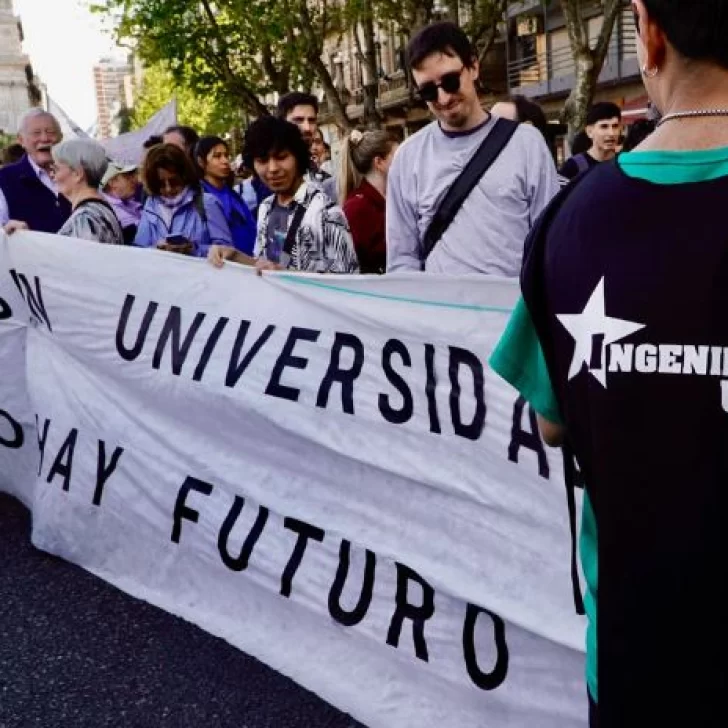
0, 155, 71, 233
133, 188, 232, 257
201, 180, 256, 255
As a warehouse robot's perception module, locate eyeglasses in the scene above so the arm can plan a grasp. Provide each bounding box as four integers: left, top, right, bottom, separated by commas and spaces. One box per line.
416, 67, 465, 103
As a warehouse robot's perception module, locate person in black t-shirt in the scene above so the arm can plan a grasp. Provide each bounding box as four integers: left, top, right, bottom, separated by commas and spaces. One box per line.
519, 1, 728, 725
559, 102, 622, 180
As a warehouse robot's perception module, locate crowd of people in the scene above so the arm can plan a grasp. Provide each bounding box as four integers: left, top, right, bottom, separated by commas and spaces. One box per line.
0, 20, 642, 281
3, 1, 727, 725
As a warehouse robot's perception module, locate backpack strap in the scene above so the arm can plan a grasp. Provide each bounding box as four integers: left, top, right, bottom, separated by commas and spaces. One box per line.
574, 153, 591, 175
422, 117, 519, 266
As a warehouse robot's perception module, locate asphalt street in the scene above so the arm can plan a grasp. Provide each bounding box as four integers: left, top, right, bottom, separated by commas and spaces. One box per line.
0, 494, 363, 728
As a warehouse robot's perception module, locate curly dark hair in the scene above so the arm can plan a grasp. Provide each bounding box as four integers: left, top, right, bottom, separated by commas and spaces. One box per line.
243, 117, 311, 177
142, 143, 199, 197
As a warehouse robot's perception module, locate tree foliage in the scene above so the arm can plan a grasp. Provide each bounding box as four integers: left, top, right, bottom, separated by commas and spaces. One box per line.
130, 62, 240, 136
91, 0, 313, 116
93, 0, 516, 132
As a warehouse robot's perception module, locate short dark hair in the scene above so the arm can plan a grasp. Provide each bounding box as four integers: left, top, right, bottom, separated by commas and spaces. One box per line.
586, 102, 622, 126
143, 134, 163, 150
244, 116, 311, 176
163, 125, 200, 157
509, 95, 549, 139
571, 130, 592, 156
622, 119, 656, 152
643, 0, 728, 69
406, 21, 476, 70
277, 92, 319, 120
142, 143, 199, 197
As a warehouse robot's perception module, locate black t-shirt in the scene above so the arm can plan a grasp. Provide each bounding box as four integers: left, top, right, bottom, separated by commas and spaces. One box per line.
558, 152, 600, 180
522, 161, 728, 727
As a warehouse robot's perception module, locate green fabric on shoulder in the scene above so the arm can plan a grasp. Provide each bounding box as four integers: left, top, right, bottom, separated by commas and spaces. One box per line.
490, 296, 598, 700
619, 144, 728, 184
489, 297, 562, 425
489, 145, 728, 705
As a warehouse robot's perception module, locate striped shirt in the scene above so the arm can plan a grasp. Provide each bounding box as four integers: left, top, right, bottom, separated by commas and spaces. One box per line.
58, 198, 124, 245
255, 181, 358, 273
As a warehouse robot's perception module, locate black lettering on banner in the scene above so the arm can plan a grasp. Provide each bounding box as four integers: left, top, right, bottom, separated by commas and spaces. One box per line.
280, 517, 325, 597
508, 396, 549, 479
0, 295, 11, 320
46, 428, 78, 491
93, 441, 124, 507
424, 344, 441, 435
193, 317, 229, 382
266, 327, 321, 403
316, 332, 365, 415
328, 540, 376, 627
153, 306, 207, 375
386, 563, 435, 662
462, 603, 509, 691
217, 496, 270, 571
0, 409, 23, 449
590, 334, 605, 370
35, 415, 50, 476
448, 346, 486, 441
378, 339, 414, 425
225, 320, 276, 388
9, 270, 52, 332
171, 476, 214, 543
116, 295, 159, 361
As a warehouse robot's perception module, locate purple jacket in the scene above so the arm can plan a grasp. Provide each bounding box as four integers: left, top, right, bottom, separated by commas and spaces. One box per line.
133, 187, 232, 257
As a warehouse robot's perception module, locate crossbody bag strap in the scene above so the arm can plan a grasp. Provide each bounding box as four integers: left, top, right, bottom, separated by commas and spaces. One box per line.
283, 202, 307, 256
421, 117, 519, 266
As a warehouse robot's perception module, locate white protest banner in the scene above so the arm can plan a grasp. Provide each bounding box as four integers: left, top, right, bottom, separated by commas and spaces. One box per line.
0, 231, 587, 728
101, 99, 177, 165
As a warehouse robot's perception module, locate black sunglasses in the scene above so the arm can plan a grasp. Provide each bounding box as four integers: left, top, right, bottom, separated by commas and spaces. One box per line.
416, 67, 465, 103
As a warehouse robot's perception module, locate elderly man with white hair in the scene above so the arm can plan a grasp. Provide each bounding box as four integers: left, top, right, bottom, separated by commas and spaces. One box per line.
0, 108, 71, 233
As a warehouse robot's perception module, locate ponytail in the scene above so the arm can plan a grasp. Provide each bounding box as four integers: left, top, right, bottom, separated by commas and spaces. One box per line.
338, 128, 398, 204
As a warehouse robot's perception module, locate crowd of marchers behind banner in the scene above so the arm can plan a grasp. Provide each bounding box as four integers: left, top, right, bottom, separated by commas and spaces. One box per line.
0, 21, 650, 280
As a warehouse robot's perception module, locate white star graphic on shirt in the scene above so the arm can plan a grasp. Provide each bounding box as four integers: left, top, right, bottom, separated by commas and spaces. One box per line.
557, 278, 645, 387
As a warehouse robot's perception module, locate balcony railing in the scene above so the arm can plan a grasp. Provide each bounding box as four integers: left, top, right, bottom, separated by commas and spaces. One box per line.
507, 7, 639, 96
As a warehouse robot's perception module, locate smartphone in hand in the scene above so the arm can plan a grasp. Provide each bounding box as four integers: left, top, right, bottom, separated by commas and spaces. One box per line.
165, 234, 190, 247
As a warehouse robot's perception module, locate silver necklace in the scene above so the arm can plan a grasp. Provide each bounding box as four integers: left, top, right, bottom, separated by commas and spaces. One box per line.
657, 109, 728, 127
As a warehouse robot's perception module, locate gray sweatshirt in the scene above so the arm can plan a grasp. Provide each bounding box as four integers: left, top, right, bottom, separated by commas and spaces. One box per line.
386, 115, 560, 276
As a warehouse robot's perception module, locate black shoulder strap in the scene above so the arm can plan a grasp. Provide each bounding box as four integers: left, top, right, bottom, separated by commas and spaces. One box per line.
422, 117, 519, 266
283, 202, 307, 255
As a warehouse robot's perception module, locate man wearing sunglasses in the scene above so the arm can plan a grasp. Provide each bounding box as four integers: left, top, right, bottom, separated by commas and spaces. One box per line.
386, 22, 559, 275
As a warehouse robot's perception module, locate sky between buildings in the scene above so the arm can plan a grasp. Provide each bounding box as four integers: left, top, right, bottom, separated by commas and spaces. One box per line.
14, 0, 123, 130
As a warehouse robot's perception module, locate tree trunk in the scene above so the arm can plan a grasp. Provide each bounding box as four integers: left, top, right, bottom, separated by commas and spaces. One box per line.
199, 0, 270, 117
355, 0, 382, 129
295, 0, 353, 130
560, 0, 622, 141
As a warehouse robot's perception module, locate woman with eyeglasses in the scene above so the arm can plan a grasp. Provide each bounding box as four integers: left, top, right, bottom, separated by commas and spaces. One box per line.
491, 1, 728, 725
134, 143, 232, 257
39, 139, 123, 245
